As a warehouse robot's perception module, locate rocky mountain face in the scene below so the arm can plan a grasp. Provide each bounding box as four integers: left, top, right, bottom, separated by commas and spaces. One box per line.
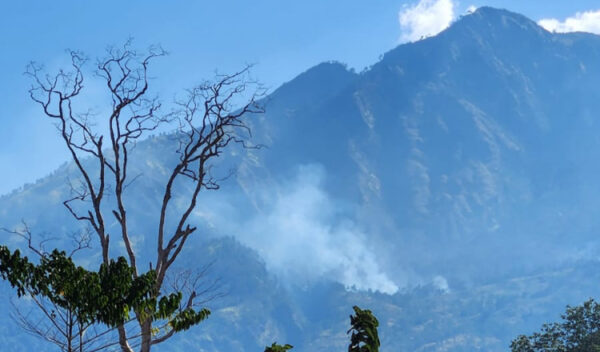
3, 6, 600, 351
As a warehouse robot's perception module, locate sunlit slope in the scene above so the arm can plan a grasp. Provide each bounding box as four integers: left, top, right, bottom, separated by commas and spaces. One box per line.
3, 6, 600, 351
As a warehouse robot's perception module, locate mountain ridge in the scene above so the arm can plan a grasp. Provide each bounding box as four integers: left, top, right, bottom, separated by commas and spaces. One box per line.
3, 7, 600, 351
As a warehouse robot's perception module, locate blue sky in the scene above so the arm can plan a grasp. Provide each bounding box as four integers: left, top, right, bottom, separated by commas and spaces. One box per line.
1, 0, 600, 196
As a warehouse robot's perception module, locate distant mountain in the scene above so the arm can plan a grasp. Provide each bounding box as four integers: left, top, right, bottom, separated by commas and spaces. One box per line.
3, 6, 600, 351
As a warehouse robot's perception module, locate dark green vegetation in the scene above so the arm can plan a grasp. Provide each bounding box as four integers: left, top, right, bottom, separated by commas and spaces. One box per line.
0, 243, 380, 352
0, 245, 209, 351
511, 299, 600, 352
347, 306, 380, 352
263, 305, 380, 352
264, 343, 294, 352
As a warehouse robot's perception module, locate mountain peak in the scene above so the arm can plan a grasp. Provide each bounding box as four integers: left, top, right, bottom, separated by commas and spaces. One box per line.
277, 61, 355, 91
268, 61, 357, 109
448, 6, 547, 39
472, 6, 532, 19
375, 7, 550, 76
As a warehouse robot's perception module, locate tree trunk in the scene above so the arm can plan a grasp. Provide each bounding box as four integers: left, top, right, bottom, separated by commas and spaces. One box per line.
139, 318, 153, 352
118, 325, 134, 352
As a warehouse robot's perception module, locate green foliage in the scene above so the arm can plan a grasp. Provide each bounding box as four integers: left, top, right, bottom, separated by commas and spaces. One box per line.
264, 342, 293, 352
170, 307, 211, 332
347, 305, 380, 352
0, 245, 210, 331
264, 306, 381, 352
4, 245, 382, 352
0, 246, 34, 296
511, 299, 600, 352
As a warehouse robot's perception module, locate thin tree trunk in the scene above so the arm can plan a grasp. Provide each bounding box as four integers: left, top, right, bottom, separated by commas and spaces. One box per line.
68, 308, 73, 352
118, 325, 134, 352
139, 319, 152, 352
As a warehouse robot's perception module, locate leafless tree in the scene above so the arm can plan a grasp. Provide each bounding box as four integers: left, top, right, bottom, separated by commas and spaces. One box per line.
24, 40, 264, 352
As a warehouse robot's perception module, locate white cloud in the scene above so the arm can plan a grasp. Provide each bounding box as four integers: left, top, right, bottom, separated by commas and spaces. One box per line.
466, 5, 477, 14
538, 9, 600, 35
399, 0, 456, 42
238, 164, 399, 294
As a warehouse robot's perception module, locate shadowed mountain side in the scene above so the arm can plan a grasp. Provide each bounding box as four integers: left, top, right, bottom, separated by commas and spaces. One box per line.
3, 6, 600, 351
244, 6, 600, 282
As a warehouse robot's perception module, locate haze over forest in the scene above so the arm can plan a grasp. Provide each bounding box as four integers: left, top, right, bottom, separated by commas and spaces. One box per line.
3, 2, 600, 351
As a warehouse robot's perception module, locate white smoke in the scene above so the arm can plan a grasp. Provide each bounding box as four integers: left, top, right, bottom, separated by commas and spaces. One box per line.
236, 164, 399, 294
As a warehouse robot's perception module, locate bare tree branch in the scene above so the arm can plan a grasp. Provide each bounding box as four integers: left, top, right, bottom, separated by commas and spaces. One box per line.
156, 66, 265, 288
22, 41, 264, 352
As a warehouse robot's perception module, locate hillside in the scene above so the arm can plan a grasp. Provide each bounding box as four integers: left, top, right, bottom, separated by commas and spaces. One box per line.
3, 7, 600, 351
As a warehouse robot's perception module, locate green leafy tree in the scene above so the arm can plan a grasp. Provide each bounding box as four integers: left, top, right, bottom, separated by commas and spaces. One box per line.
265, 305, 381, 352
0, 243, 209, 351
347, 305, 380, 352
264, 342, 293, 352
7, 40, 263, 352
511, 299, 600, 352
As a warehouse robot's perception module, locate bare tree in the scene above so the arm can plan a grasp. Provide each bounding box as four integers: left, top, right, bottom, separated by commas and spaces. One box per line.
24, 41, 264, 352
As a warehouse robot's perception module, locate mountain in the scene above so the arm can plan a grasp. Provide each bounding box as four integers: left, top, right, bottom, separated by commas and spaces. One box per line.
3, 6, 600, 351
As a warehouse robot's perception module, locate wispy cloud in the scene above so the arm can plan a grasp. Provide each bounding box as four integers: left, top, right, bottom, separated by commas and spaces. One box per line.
538, 9, 600, 35
399, 0, 456, 42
